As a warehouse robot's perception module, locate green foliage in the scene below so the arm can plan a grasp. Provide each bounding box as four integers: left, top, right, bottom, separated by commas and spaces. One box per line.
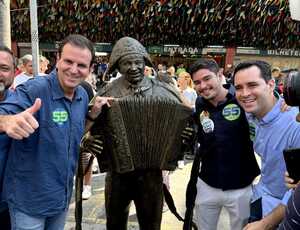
11, 0, 300, 48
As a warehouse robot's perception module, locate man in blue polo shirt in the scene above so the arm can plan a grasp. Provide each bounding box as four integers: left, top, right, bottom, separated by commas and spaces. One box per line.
0, 35, 108, 230
0, 45, 16, 229
185, 58, 260, 230
234, 61, 300, 230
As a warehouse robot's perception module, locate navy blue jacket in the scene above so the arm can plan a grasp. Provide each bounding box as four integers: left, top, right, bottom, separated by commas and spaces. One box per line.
195, 85, 260, 190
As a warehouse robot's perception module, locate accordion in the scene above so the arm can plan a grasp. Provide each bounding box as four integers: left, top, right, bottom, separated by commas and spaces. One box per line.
103, 96, 192, 173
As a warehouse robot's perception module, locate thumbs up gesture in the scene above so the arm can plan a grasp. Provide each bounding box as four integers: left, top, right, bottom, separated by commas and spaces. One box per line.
4, 98, 42, 140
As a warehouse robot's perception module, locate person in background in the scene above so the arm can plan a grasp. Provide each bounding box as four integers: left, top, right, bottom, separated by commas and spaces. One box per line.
165, 66, 179, 88
14, 58, 23, 76
176, 63, 186, 76
177, 71, 197, 108
224, 64, 234, 84
219, 68, 228, 85
233, 60, 300, 230
157, 63, 166, 73
167, 66, 177, 81
79, 80, 96, 200
144, 65, 155, 79
12, 54, 33, 88
271, 67, 283, 94
39, 55, 50, 75
0, 45, 16, 230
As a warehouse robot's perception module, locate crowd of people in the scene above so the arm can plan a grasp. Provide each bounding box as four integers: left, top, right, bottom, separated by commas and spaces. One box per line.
0, 34, 300, 230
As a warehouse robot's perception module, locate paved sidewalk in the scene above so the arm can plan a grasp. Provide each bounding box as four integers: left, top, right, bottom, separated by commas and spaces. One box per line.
65, 161, 230, 229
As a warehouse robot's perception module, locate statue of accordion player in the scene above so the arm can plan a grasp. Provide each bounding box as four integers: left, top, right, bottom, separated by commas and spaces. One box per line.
84, 37, 192, 230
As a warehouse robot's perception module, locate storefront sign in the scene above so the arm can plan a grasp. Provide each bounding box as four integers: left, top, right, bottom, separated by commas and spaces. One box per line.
264, 49, 300, 57
148, 46, 163, 54
236, 48, 260, 55
237, 48, 300, 57
163, 46, 201, 55
94, 43, 112, 52
202, 47, 226, 54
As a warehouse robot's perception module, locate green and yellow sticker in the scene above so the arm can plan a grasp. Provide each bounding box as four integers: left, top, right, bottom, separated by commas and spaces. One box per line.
52, 109, 68, 125
222, 104, 241, 121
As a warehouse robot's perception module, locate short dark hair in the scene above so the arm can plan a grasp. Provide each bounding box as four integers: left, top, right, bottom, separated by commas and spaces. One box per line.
189, 58, 219, 78
0, 45, 16, 67
58, 34, 95, 66
233, 60, 272, 83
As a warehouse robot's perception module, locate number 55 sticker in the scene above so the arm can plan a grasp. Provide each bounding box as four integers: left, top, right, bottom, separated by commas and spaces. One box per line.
222, 104, 241, 121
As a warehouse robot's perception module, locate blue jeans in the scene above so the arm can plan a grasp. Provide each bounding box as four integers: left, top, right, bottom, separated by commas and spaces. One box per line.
9, 207, 67, 230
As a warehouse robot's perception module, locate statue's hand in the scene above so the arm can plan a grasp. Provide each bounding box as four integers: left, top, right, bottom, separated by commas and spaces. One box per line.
80, 132, 103, 156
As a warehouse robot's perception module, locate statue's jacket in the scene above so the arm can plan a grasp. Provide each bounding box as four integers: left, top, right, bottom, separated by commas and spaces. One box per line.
90, 76, 186, 173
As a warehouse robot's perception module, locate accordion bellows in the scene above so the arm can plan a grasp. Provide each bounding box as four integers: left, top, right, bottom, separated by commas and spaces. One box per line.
104, 96, 192, 173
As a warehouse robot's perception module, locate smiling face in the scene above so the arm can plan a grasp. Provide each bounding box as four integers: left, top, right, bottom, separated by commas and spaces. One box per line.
234, 65, 275, 119
118, 54, 145, 84
192, 68, 223, 102
0, 51, 15, 91
56, 43, 92, 98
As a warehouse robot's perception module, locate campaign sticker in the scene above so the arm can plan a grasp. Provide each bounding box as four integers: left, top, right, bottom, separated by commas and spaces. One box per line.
52, 109, 68, 125
222, 104, 241, 121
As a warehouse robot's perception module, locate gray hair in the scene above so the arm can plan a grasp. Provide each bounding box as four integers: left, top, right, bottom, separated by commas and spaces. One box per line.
20, 54, 33, 65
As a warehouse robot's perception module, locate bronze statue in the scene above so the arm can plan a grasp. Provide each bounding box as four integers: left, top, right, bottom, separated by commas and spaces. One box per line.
86, 37, 191, 230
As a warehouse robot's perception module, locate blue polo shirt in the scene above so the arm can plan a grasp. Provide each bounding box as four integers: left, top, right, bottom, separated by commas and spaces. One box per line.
0, 90, 13, 212
0, 70, 88, 217
247, 97, 300, 216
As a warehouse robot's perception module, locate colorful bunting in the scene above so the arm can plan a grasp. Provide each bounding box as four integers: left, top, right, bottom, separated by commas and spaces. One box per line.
11, 0, 300, 48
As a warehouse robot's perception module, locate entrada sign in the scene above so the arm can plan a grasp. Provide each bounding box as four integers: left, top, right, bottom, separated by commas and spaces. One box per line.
163, 46, 201, 55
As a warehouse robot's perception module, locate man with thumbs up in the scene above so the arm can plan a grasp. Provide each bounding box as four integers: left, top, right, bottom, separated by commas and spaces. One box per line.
0, 35, 106, 230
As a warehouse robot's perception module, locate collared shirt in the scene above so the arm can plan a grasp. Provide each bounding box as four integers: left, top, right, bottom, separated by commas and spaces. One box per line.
248, 97, 300, 216
182, 87, 197, 108
12, 72, 33, 88
196, 84, 260, 190
0, 90, 13, 212
0, 70, 88, 217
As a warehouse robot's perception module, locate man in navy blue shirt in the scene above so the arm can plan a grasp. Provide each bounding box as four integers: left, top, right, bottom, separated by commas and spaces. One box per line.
185, 58, 260, 230
0, 35, 109, 230
0, 45, 16, 230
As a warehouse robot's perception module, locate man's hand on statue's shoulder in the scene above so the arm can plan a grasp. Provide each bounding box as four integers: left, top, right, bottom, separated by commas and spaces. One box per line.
0, 98, 41, 140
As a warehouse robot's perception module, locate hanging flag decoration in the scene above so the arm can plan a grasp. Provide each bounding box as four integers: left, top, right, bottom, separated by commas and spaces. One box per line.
11, 0, 300, 48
